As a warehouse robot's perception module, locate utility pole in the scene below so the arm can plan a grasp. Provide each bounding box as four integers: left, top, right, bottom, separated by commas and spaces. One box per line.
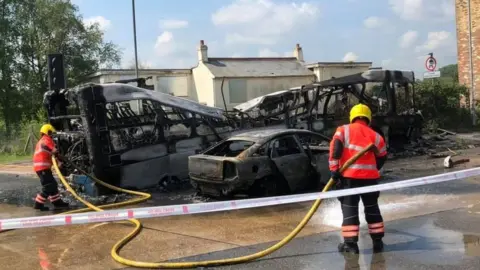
132, 0, 139, 78
467, 0, 476, 125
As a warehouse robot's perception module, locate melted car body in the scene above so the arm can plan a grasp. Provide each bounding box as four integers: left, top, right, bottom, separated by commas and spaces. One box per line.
188, 129, 332, 197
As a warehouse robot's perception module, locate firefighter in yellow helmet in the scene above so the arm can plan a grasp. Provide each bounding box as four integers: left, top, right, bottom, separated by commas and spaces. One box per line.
32, 124, 69, 211
328, 103, 388, 254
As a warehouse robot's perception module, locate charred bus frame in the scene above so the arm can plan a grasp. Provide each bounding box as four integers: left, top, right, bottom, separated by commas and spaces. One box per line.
228, 69, 423, 150
44, 83, 233, 192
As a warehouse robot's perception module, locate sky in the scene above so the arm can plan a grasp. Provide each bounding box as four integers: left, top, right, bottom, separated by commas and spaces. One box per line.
73, 0, 457, 77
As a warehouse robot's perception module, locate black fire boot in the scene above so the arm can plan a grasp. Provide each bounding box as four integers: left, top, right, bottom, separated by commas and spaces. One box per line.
338, 242, 360, 254
372, 239, 384, 253
33, 201, 50, 211
51, 199, 70, 209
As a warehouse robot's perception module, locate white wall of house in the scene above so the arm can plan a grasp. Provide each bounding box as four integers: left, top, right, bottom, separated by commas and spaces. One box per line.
212, 75, 315, 109
192, 63, 215, 106
308, 63, 372, 82
87, 70, 193, 98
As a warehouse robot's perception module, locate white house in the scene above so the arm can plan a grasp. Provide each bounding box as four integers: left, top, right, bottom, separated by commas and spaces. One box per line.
87, 41, 374, 110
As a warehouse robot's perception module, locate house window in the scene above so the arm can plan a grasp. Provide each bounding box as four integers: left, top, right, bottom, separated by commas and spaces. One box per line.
228, 79, 247, 103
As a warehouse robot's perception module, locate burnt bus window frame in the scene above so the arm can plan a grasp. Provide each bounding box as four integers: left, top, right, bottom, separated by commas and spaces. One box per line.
103, 98, 232, 154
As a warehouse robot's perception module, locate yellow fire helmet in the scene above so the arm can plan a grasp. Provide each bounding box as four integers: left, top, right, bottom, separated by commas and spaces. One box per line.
349, 103, 372, 123
40, 124, 56, 136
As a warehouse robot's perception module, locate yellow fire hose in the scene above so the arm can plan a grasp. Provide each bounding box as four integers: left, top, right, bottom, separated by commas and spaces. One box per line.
49, 143, 374, 268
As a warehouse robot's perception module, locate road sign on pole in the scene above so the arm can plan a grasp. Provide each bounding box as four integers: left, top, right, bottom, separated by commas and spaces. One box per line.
423, 71, 441, 79
425, 55, 437, 72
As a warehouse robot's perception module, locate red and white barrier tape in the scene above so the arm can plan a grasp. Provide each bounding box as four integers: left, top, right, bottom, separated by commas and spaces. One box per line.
1, 167, 479, 231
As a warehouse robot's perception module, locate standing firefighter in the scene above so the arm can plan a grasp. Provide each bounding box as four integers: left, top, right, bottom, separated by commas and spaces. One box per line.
33, 124, 69, 211
328, 104, 387, 254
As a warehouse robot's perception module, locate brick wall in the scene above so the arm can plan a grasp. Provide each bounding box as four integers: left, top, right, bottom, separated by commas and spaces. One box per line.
456, 0, 480, 106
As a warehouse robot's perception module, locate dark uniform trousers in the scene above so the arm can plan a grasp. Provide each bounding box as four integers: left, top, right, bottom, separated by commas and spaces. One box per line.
36, 169, 60, 199
338, 178, 384, 243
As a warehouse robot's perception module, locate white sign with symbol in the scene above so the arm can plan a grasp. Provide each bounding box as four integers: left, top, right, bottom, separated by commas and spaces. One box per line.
423, 71, 441, 79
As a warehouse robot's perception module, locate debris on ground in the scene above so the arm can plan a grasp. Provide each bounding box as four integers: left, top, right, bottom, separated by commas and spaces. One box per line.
388, 128, 480, 159
443, 155, 470, 169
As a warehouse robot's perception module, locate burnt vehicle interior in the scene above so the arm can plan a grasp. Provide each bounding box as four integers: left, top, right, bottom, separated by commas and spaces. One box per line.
203, 140, 255, 157
44, 83, 234, 192
228, 69, 423, 152
196, 130, 332, 196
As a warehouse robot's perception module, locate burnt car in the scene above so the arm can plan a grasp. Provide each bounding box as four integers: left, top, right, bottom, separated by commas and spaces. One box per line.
188, 128, 332, 197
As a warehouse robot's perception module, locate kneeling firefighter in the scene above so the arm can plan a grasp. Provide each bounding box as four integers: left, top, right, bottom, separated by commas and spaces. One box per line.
33, 124, 70, 211
328, 103, 387, 254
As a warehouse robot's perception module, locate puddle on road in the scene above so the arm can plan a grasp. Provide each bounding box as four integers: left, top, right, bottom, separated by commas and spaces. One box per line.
337, 216, 480, 269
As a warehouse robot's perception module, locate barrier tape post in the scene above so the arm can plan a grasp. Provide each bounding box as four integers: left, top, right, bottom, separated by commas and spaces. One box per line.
1, 167, 479, 231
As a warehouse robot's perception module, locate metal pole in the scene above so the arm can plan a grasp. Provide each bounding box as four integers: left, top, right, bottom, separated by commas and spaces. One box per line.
132, 0, 139, 78
467, 0, 476, 125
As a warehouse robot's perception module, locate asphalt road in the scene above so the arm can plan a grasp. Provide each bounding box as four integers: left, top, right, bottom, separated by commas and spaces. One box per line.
167, 207, 480, 270
0, 148, 479, 269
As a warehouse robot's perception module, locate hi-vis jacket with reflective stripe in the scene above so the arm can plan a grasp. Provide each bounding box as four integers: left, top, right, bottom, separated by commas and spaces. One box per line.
33, 135, 56, 172
328, 121, 387, 179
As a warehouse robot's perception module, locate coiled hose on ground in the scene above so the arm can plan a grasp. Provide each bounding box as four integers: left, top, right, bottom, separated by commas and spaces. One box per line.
48, 144, 373, 268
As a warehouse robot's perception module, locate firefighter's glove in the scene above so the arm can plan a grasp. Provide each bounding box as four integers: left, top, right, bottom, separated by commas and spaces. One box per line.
330, 170, 343, 189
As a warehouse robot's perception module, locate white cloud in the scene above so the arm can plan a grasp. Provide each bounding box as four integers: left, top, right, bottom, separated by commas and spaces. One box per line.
389, 0, 455, 22
159, 19, 189, 29
83, 16, 111, 31
415, 31, 452, 52
212, 0, 320, 45
154, 31, 176, 57
342, 52, 358, 62
363, 16, 384, 28
151, 31, 196, 68
258, 48, 280, 57
399, 30, 418, 48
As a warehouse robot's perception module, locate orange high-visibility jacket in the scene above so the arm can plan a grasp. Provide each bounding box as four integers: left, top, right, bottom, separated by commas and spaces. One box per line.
33, 135, 56, 172
328, 122, 387, 179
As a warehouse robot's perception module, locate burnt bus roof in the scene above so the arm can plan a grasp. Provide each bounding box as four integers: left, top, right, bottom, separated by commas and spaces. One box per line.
304, 69, 415, 88
233, 69, 414, 113
71, 83, 226, 119
229, 128, 330, 144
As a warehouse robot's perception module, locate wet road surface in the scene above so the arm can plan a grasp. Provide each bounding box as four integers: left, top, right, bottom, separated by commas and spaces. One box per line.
0, 149, 479, 269
169, 206, 480, 270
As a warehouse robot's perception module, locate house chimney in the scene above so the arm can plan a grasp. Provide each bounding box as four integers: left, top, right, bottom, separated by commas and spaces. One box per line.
198, 40, 208, 62
294, 43, 304, 62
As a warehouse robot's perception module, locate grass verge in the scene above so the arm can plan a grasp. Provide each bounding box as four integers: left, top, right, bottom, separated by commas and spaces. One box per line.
0, 154, 31, 164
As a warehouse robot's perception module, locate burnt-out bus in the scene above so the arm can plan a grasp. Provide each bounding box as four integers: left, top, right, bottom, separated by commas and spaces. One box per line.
44, 82, 233, 192
228, 69, 424, 150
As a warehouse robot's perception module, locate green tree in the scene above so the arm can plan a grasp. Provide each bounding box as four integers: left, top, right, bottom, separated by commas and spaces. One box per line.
0, 0, 121, 152
414, 76, 471, 129
0, 0, 23, 136
12, 0, 121, 119
438, 63, 459, 84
